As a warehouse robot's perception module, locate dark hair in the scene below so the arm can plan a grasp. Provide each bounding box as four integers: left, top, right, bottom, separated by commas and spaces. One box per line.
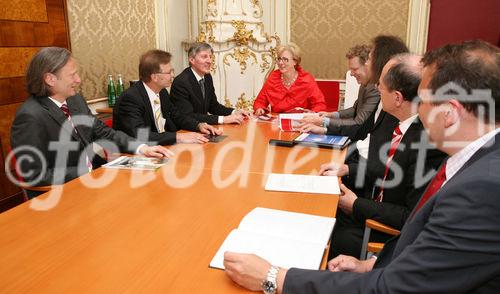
139, 50, 172, 82
188, 42, 213, 59
370, 35, 409, 84
26, 47, 72, 97
422, 40, 500, 123
345, 44, 371, 65
383, 54, 422, 102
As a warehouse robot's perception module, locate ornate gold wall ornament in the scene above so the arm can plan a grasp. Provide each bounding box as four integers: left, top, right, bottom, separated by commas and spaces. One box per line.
197, 21, 216, 43
249, 0, 263, 18
230, 20, 256, 46
223, 47, 257, 74
223, 96, 233, 108
207, 0, 218, 17
235, 92, 253, 111
211, 53, 218, 73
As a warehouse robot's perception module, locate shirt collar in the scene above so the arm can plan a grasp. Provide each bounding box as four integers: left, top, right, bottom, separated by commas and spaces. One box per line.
143, 81, 160, 103
48, 96, 65, 108
445, 128, 500, 183
191, 67, 204, 82
398, 114, 418, 135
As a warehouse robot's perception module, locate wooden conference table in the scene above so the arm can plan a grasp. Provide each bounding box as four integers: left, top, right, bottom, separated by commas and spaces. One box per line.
0, 119, 343, 293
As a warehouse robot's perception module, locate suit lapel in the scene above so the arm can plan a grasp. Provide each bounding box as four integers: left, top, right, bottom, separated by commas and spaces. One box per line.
38, 97, 80, 142
137, 82, 157, 131
187, 68, 207, 112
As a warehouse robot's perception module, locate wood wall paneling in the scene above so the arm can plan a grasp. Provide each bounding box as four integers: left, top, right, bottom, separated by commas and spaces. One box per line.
0, 0, 70, 213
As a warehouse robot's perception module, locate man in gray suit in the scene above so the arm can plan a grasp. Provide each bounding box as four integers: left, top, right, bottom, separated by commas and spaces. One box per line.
299, 44, 379, 135
223, 40, 500, 293
11, 47, 172, 198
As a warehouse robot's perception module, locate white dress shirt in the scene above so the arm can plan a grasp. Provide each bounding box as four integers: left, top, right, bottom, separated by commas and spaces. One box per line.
191, 68, 226, 124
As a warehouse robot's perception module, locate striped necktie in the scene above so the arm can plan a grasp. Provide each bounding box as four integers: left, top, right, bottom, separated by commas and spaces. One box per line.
374, 125, 403, 202
60, 103, 93, 172
154, 98, 165, 133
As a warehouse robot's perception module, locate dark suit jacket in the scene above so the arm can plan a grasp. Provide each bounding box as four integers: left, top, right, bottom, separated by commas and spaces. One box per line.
113, 81, 200, 145
284, 133, 500, 293
170, 67, 233, 125
10, 95, 140, 192
326, 83, 380, 135
346, 117, 447, 229
342, 102, 387, 142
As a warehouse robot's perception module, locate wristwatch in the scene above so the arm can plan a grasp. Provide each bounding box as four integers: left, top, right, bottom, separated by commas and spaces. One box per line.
262, 265, 279, 294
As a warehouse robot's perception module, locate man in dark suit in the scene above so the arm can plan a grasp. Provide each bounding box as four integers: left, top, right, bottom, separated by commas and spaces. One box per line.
10, 47, 172, 198
319, 53, 446, 258
223, 40, 500, 293
170, 42, 250, 125
113, 50, 221, 146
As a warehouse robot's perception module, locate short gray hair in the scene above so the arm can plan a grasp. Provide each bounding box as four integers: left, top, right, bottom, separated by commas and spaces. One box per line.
26, 47, 72, 97
188, 42, 213, 59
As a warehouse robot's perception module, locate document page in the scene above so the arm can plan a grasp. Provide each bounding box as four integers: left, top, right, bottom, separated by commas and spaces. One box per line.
239, 207, 335, 246
209, 229, 326, 270
265, 173, 340, 195
209, 207, 335, 270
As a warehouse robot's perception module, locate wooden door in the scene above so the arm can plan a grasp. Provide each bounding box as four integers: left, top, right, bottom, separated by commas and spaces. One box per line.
0, 0, 70, 212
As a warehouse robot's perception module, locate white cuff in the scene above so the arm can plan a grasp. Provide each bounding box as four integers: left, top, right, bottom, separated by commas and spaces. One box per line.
218, 116, 224, 124
135, 143, 147, 155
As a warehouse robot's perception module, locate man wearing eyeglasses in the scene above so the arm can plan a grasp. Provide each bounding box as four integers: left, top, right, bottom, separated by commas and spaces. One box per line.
113, 49, 221, 145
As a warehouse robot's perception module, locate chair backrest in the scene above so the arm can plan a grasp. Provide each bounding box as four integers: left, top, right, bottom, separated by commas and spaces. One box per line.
344, 70, 360, 109
316, 80, 340, 112
6, 147, 53, 200
104, 118, 113, 128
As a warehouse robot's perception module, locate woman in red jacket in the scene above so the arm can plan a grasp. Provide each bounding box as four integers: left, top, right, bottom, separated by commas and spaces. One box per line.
253, 43, 326, 114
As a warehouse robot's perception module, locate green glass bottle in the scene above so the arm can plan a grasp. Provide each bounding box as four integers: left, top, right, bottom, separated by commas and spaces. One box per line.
107, 74, 116, 107
116, 73, 124, 97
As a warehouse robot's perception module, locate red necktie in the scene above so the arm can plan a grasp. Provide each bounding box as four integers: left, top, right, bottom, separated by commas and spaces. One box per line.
60, 103, 93, 172
374, 125, 403, 202
414, 162, 447, 212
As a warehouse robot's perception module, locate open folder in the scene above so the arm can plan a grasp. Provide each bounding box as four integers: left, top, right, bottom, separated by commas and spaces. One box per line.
294, 133, 350, 149
210, 207, 336, 270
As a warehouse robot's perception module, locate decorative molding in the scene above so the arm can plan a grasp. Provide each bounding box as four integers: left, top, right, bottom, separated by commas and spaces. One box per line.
406, 0, 430, 54
187, 0, 281, 109
155, 0, 169, 51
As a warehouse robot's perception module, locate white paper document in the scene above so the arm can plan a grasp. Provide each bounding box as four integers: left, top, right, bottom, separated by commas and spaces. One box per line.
264, 173, 340, 195
210, 207, 335, 270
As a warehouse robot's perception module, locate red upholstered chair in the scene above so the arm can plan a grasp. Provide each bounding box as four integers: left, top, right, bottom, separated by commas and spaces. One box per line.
316, 80, 340, 112
6, 148, 56, 200
104, 118, 113, 128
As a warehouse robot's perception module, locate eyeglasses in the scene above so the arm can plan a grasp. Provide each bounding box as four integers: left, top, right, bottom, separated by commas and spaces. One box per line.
156, 70, 175, 75
276, 57, 291, 63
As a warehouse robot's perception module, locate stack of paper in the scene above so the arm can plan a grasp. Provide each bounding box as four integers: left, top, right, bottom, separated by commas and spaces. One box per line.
265, 173, 340, 195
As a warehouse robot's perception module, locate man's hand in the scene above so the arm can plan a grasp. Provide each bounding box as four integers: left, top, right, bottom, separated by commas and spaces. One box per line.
318, 111, 333, 118
254, 108, 266, 116
139, 145, 174, 158
224, 112, 245, 124
298, 123, 326, 134
176, 132, 209, 144
198, 122, 223, 135
223, 252, 271, 291
235, 109, 252, 118
327, 254, 375, 273
319, 162, 349, 177
299, 114, 323, 126
224, 252, 287, 293
338, 183, 357, 215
